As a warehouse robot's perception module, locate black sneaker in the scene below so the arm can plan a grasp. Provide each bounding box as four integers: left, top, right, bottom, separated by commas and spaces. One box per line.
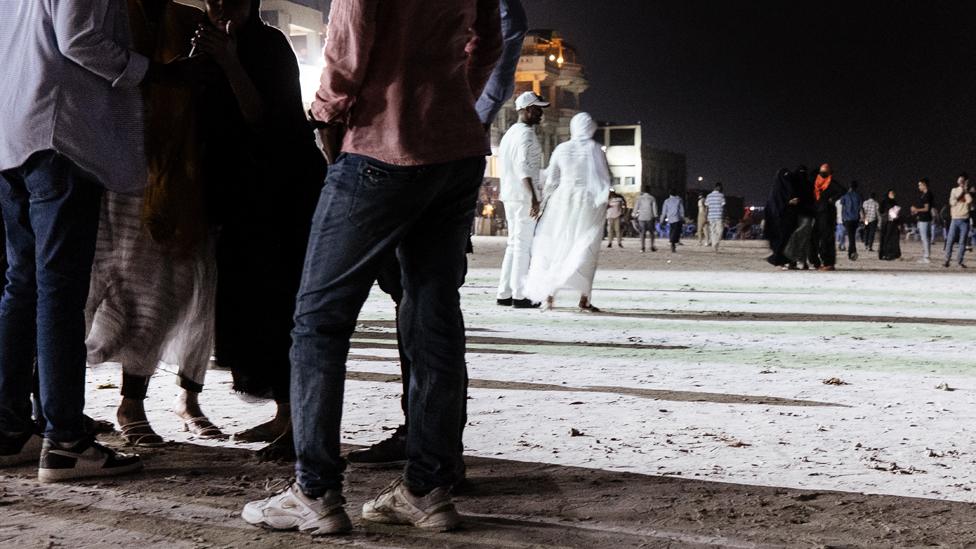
38, 437, 142, 483
944, 261, 951, 268
512, 298, 541, 309
346, 425, 407, 469
960, 263, 968, 269
496, 298, 513, 306
0, 431, 42, 467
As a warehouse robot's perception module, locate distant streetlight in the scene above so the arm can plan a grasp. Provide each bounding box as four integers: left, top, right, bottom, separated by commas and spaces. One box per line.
697, 176, 704, 182
549, 54, 556, 61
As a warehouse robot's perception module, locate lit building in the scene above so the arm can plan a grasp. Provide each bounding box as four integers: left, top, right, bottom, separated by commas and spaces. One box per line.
596, 123, 687, 205
487, 30, 589, 182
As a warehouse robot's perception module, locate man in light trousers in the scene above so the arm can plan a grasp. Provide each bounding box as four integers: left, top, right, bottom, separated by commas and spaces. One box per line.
496, 91, 548, 309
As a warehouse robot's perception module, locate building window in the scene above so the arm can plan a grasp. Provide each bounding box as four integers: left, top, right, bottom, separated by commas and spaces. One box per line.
624, 176, 636, 186
609, 128, 636, 147
612, 177, 621, 186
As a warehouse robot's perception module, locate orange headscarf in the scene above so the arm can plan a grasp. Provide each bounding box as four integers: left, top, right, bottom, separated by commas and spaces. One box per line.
814, 174, 832, 201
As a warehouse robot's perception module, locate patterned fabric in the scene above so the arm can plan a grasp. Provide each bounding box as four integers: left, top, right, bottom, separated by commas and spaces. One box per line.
861, 199, 879, 223
705, 191, 725, 221
85, 192, 216, 387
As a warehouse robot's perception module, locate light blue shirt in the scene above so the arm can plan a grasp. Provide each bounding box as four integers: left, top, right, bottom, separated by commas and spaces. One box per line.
0, 0, 149, 194
662, 195, 685, 224
475, 0, 527, 125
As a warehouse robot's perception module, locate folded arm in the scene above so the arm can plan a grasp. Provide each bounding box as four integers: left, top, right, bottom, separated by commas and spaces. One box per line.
51, 0, 148, 87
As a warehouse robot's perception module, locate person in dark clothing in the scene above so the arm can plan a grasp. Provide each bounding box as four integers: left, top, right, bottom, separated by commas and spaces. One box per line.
839, 180, 863, 261
782, 165, 815, 269
764, 168, 800, 267
879, 189, 903, 260
807, 163, 846, 270
910, 178, 935, 263
192, 0, 326, 446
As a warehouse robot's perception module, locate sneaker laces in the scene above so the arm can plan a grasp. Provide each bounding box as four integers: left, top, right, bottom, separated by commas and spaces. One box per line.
265, 477, 295, 493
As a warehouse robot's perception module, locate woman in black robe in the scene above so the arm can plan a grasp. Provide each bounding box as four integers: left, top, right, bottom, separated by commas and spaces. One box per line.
193, 0, 325, 445
878, 189, 902, 260
765, 168, 800, 267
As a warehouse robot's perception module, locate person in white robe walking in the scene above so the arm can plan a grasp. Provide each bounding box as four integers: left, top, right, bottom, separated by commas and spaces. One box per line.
524, 113, 610, 312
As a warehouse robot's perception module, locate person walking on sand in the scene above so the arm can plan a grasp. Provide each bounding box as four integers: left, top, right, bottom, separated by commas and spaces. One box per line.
839, 180, 863, 261
809, 163, 846, 271
704, 182, 726, 251
910, 178, 934, 264
605, 191, 625, 248
524, 113, 610, 313
662, 190, 685, 253
944, 173, 973, 268
696, 192, 710, 246
633, 188, 658, 252
496, 91, 549, 309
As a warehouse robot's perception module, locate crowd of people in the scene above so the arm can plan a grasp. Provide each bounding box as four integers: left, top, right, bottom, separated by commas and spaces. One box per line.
2, 0, 972, 542
765, 165, 975, 270
0, 0, 529, 537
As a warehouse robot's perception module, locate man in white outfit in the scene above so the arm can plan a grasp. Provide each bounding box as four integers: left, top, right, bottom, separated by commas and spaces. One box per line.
496, 91, 549, 308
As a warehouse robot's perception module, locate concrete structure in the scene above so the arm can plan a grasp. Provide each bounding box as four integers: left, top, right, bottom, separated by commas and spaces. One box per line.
597, 123, 687, 205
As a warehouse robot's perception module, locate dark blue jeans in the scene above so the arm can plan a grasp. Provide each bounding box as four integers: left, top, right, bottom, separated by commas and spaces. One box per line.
291, 153, 484, 497
0, 151, 102, 442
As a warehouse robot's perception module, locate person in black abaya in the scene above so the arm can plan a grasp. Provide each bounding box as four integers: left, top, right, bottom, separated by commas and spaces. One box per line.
192, 0, 326, 446
765, 168, 801, 267
878, 189, 902, 260
808, 163, 846, 271
782, 165, 816, 269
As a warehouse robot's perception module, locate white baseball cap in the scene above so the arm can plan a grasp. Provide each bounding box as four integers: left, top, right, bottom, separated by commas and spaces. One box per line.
515, 91, 550, 110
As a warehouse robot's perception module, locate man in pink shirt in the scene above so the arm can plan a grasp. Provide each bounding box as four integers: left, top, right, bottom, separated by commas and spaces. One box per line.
242, 0, 501, 536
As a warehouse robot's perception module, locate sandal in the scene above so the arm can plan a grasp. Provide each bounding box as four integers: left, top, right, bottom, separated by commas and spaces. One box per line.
119, 420, 166, 447
234, 421, 288, 443
182, 416, 227, 439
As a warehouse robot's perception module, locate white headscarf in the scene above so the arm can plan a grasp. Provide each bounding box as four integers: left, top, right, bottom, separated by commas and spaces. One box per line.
566, 112, 611, 207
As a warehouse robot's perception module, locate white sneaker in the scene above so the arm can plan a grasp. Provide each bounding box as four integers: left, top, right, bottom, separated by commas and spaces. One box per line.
362, 477, 461, 531
0, 432, 42, 467
242, 483, 351, 535
918, 257, 931, 264
37, 437, 142, 482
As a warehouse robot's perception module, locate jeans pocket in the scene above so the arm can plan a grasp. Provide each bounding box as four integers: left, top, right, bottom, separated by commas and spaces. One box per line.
347, 159, 425, 233
25, 152, 70, 202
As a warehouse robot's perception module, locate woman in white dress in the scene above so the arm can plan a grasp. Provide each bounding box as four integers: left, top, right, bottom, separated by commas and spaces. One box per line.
524, 112, 611, 312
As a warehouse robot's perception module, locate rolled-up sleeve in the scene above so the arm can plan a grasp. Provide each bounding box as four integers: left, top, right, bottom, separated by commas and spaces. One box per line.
312, 0, 379, 124
475, 0, 526, 124
50, 0, 148, 87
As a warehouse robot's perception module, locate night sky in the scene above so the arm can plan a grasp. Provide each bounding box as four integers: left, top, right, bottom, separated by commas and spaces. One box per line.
522, 0, 976, 203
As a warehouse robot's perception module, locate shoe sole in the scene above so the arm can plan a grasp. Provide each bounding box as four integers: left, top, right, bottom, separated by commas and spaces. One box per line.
38, 460, 143, 483
241, 508, 352, 535
347, 459, 407, 470
361, 504, 461, 532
